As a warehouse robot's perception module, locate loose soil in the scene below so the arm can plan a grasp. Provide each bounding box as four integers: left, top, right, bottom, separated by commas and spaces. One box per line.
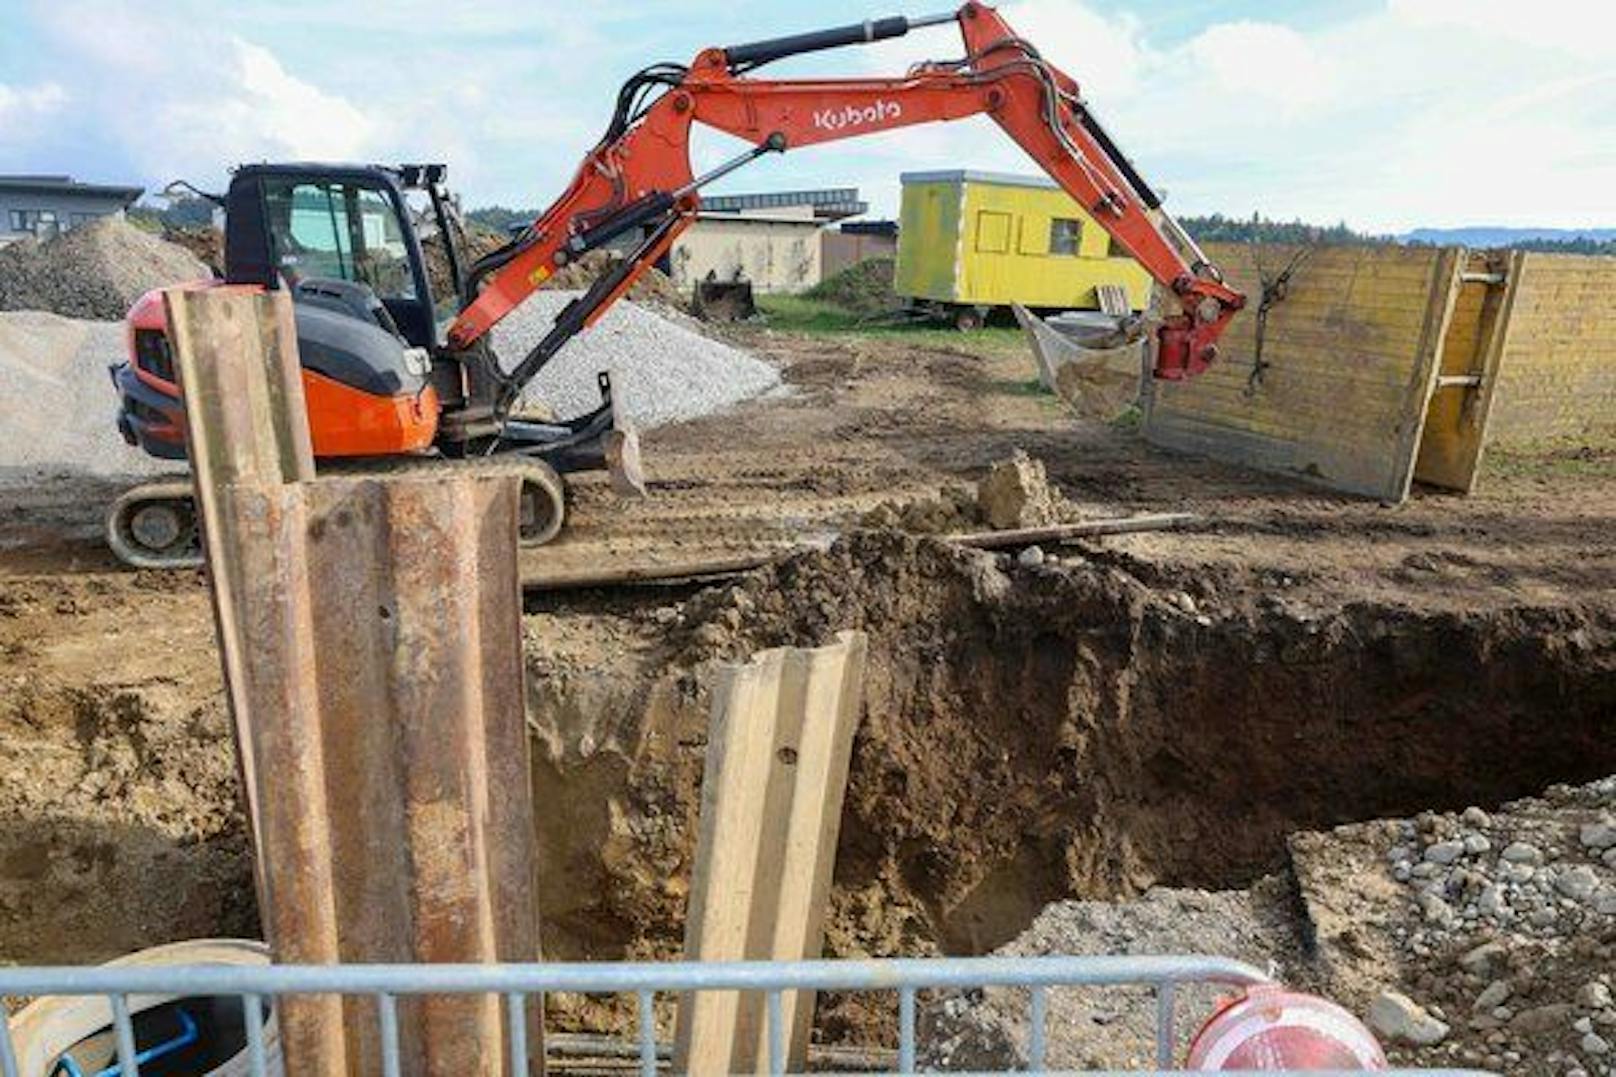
1, 318, 1613, 1070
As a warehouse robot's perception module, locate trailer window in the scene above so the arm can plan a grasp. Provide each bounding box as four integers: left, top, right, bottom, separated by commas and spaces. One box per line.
975, 211, 1012, 253
262, 179, 417, 301
1050, 218, 1083, 256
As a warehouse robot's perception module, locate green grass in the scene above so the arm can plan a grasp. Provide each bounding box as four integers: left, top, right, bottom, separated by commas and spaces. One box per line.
1483, 434, 1616, 480
752, 295, 1029, 360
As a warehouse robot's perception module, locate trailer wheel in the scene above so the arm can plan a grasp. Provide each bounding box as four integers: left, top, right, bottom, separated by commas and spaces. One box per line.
953, 306, 988, 332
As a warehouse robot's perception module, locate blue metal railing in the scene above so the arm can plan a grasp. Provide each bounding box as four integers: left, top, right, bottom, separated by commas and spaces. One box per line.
0, 954, 1496, 1076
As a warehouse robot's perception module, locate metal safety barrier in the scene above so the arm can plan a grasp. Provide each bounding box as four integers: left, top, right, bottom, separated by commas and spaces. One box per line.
0, 955, 1495, 1076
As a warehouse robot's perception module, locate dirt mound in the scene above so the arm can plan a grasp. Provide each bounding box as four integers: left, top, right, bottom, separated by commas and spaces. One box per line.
541, 249, 684, 307
420, 225, 508, 300
161, 226, 224, 277
0, 217, 210, 319
859, 451, 1073, 533
806, 257, 897, 314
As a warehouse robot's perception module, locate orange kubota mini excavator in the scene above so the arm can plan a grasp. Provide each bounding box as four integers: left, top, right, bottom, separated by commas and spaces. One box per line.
108, 2, 1244, 568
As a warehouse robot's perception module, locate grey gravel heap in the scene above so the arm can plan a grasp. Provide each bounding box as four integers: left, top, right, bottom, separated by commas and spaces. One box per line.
0, 311, 175, 479
492, 292, 780, 429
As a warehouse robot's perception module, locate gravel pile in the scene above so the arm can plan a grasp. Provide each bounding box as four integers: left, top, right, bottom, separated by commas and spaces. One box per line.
0, 311, 175, 479
0, 217, 210, 320
492, 291, 780, 428
920, 885, 1299, 1071
1362, 777, 1616, 1074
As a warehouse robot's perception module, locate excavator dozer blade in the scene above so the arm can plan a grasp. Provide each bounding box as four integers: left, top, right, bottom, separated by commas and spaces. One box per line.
1013, 303, 1147, 422
604, 418, 647, 499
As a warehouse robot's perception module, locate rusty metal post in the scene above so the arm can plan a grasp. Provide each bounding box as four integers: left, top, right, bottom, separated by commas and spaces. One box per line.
166, 288, 543, 1076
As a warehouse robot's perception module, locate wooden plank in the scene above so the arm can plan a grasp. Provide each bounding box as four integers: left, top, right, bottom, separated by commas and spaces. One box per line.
1143, 242, 1466, 501
1386, 246, 1464, 502
168, 288, 541, 1076
674, 631, 869, 1076
162, 287, 343, 1072
1414, 251, 1520, 492
1487, 251, 1616, 445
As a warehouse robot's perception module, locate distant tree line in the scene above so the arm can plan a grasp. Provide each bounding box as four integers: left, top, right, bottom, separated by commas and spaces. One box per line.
127, 198, 1614, 256
464, 206, 536, 232
1179, 212, 1390, 247
1177, 212, 1616, 255
1495, 235, 1616, 255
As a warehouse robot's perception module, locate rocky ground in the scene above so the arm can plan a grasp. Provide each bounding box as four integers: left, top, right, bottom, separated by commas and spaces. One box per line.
1299, 779, 1616, 1075
1, 302, 1614, 1070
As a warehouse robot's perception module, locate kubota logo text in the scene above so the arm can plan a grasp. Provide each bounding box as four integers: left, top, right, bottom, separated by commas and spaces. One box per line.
812, 100, 902, 132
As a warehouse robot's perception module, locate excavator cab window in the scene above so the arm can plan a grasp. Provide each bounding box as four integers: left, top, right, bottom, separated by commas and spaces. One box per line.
262, 179, 416, 301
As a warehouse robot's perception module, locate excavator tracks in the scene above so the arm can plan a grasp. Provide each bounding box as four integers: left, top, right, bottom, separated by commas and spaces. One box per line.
105, 456, 567, 571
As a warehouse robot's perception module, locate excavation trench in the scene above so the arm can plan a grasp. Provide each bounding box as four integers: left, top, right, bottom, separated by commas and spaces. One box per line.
524, 532, 1616, 980
3, 532, 1610, 1043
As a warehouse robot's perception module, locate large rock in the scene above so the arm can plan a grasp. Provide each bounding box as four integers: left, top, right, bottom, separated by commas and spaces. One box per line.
1368, 990, 1449, 1046
976, 450, 1061, 530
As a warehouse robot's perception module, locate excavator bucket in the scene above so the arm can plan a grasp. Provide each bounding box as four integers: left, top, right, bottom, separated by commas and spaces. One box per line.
693, 279, 757, 322
1013, 303, 1148, 421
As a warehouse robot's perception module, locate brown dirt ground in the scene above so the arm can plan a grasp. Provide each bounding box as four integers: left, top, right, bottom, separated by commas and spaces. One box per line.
1, 322, 1613, 1062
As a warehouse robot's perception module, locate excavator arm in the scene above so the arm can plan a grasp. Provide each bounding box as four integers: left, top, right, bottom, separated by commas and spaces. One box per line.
448, 1, 1245, 417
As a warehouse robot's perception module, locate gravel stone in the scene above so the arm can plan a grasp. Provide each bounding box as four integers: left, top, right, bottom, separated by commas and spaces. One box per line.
1425, 840, 1465, 865
1555, 865, 1600, 903
1369, 989, 1450, 1046
1473, 980, 1511, 1011
1502, 841, 1544, 864
1581, 818, 1616, 850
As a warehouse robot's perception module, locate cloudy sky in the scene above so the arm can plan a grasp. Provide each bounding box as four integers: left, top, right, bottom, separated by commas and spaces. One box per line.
2, 0, 1612, 233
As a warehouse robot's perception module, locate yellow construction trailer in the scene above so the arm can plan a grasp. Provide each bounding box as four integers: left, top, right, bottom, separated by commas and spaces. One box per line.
894, 170, 1154, 329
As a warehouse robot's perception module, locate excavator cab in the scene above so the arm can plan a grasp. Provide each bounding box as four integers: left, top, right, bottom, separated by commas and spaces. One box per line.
224, 163, 442, 350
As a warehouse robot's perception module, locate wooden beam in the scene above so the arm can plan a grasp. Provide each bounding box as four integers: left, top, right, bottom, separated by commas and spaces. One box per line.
674, 631, 868, 1075
167, 288, 542, 1076
521, 515, 1198, 591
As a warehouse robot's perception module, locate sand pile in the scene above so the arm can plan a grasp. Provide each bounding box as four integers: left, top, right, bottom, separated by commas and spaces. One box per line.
0, 217, 210, 320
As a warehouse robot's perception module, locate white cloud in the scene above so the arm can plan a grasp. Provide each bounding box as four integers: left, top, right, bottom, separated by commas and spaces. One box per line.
0, 81, 67, 142
157, 39, 378, 169
7, 0, 1615, 232
797, 0, 1616, 232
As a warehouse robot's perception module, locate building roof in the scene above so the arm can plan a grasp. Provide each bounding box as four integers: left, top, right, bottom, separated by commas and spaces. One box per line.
0, 174, 145, 204
702, 188, 868, 222
693, 210, 826, 227
899, 169, 1059, 191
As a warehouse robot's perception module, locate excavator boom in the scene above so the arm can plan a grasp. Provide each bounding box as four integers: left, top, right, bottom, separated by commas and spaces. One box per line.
447, 1, 1244, 413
